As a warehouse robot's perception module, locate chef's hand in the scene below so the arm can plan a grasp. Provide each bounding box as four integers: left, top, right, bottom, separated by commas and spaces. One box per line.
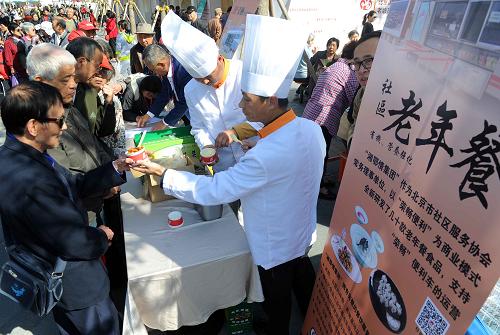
215, 129, 236, 148
112, 157, 135, 173
98, 225, 114, 242
131, 160, 166, 177
241, 139, 257, 152
136, 114, 151, 127
151, 121, 168, 131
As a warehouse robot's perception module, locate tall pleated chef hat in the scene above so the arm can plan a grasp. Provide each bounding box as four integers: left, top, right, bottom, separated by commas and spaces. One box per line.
241, 15, 308, 99
161, 11, 219, 78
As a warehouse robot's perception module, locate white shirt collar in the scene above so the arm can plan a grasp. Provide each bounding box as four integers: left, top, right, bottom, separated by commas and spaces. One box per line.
167, 61, 173, 80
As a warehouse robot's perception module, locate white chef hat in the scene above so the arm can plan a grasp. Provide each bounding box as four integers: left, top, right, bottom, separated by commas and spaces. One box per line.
241, 15, 307, 99
161, 11, 219, 78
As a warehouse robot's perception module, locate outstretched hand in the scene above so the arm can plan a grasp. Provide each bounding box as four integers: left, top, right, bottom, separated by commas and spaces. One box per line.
131, 160, 166, 177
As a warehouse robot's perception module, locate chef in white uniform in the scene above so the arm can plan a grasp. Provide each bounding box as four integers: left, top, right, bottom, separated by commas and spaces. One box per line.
161, 11, 259, 172
133, 15, 325, 334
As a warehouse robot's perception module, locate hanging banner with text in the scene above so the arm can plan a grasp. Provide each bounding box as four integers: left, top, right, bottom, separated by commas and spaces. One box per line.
218, 0, 259, 59
302, 0, 500, 334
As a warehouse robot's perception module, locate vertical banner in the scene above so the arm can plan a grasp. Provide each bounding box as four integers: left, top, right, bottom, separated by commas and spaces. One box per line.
197, 0, 209, 21
218, 0, 259, 59
302, 1, 500, 334
374, 0, 392, 30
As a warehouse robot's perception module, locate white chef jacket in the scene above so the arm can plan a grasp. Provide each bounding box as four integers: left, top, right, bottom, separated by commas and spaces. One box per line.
162, 112, 326, 269
184, 59, 260, 172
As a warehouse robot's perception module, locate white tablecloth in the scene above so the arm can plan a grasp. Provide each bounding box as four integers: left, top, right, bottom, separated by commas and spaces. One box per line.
121, 176, 263, 333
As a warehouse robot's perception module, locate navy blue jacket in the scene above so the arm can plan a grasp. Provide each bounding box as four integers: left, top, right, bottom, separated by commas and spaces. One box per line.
149, 56, 192, 126
0, 136, 125, 310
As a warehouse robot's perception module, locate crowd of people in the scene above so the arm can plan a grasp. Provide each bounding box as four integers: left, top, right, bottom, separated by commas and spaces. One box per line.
0, 2, 382, 335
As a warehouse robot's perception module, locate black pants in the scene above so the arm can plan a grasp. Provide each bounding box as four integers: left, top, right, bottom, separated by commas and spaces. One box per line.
321, 126, 333, 182
181, 115, 191, 126
53, 297, 119, 335
258, 256, 316, 335
108, 38, 117, 58
101, 194, 127, 317
0, 79, 10, 104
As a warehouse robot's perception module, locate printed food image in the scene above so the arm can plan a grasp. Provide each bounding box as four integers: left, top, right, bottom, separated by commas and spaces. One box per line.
371, 230, 385, 253
355, 205, 368, 224
331, 234, 362, 283
338, 245, 353, 272
368, 269, 406, 333
357, 237, 370, 253
351, 223, 378, 269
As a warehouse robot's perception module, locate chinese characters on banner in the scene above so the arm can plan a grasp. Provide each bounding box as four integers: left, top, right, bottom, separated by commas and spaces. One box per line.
374, 0, 392, 29
218, 0, 259, 59
302, 1, 500, 334
286, 0, 375, 49
220, 0, 378, 60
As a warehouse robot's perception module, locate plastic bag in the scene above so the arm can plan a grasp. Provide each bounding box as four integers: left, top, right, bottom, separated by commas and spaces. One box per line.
10, 75, 19, 87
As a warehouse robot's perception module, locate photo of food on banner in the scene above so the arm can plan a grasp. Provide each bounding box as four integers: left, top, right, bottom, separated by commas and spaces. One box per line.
330, 205, 406, 333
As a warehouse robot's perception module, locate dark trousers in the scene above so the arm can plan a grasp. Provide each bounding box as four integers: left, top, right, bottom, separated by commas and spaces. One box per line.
258, 256, 316, 335
108, 38, 117, 58
0, 79, 10, 98
102, 194, 127, 316
53, 296, 119, 335
181, 115, 191, 126
321, 126, 333, 182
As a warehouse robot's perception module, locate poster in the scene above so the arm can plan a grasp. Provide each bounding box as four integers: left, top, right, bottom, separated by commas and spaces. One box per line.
197, 0, 207, 15
375, 0, 392, 30
302, 1, 500, 334
218, 0, 259, 59
285, 0, 371, 49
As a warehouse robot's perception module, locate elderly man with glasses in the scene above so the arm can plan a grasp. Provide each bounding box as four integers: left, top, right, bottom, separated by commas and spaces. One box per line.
27, 43, 115, 177
0, 81, 131, 335
27, 43, 128, 314
66, 37, 117, 138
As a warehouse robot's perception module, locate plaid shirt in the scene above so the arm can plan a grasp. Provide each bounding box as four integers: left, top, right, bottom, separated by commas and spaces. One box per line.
303, 58, 359, 136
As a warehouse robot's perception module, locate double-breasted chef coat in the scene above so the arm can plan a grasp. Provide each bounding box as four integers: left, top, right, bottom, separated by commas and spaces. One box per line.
162, 111, 326, 269
185, 59, 260, 172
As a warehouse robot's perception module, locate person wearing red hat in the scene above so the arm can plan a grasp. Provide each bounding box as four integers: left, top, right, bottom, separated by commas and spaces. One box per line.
78, 20, 98, 38
68, 20, 98, 42
67, 29, 87, 43
101, 54, 113, 69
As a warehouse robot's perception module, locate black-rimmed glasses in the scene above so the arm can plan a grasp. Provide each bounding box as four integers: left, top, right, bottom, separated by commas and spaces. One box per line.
38, 115, 66, 128
349, 57, 374, 71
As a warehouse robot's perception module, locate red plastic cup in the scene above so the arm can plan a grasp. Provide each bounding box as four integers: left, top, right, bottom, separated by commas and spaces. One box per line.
126, 146, 147, 162
200, 147, 218, 165
168, 211, 184, 228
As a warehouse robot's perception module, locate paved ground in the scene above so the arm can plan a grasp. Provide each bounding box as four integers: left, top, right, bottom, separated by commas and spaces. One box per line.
0, 83, 343, 335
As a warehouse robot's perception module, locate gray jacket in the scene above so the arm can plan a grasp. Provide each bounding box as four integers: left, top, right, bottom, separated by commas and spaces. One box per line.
48, 106, 115, 211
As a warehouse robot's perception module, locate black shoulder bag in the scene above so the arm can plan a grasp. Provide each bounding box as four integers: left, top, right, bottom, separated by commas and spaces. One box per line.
0, 224, 66, 317
0, 162, 72, 316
